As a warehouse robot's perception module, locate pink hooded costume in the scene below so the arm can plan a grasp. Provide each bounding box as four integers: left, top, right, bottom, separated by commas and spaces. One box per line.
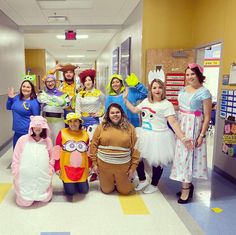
11, 116, 54, 207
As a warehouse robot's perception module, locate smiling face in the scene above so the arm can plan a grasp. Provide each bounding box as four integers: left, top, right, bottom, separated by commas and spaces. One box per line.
185, 68, 201, 87
45, 78, 56, 90
111, 78, 122, 93
68, 119, 81, 131
21, 81, 33, 98
109, 107, 122, 125
32, 127, 43, 136
64, 70, 75, 84
151, 81, 164, 101
84, 76, 94, 90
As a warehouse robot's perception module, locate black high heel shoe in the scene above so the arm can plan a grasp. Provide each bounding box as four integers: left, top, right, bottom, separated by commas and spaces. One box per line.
176, 183, 193, 197
178, 184, 194, 204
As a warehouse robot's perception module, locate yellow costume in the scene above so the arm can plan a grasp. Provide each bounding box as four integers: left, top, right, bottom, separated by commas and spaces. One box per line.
56, 128, 89, 183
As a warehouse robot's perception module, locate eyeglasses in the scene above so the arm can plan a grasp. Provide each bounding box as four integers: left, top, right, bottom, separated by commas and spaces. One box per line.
46, 80, 55, 84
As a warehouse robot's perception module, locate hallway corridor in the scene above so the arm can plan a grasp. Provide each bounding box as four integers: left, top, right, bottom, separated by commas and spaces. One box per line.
1, 134, 236, 235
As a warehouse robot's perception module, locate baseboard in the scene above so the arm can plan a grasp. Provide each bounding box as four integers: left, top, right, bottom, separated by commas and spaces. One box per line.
214, 165, 236, 185
0, 138, 12, 154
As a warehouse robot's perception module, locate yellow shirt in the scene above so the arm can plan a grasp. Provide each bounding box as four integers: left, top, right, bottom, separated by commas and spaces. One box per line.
59, 82, 76, 111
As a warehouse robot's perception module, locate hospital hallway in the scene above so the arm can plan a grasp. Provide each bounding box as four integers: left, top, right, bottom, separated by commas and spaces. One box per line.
1, 133, 236, 235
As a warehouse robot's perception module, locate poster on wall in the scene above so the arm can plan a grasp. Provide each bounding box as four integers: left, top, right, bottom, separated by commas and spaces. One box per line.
120, 37, 131, 80
222, 118, 236, 157
112, 47, 119, 74
220, 89, 236, 119
229, 63, 236, 85
222, 74, 229, 85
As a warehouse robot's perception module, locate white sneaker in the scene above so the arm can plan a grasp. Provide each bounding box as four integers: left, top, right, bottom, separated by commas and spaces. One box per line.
143, 184, 158, 194
135, 180, 149, 191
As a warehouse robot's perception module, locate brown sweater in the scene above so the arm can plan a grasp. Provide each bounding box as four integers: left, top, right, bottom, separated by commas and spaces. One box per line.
91, 123, 140, 171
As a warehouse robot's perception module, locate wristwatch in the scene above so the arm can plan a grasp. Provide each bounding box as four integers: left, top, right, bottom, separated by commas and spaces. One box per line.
199, 133, 206, 138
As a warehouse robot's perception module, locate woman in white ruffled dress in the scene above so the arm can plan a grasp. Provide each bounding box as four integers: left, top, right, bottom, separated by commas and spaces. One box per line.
170, 63, 212, 204
124, 79, 193, 193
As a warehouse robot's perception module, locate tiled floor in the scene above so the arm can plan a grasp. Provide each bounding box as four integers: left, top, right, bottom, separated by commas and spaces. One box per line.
0, 132, 236, 235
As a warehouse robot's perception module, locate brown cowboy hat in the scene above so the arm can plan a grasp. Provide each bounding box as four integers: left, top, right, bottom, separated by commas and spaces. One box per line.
59, 64, 79, 72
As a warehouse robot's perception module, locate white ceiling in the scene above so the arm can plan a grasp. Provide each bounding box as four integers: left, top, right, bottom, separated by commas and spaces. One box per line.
0, 0, 141, 68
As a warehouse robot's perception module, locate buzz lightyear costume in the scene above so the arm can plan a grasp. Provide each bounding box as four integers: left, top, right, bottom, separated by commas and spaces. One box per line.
37, 74, 70, 143
45, 64, 79, 119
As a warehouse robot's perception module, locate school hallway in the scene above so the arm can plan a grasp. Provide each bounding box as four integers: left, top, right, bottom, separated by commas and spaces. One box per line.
1, 133, 236, 235
1, 1, 236, 234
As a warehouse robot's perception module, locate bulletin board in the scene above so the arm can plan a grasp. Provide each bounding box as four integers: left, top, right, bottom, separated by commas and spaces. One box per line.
146, 48, 195, 85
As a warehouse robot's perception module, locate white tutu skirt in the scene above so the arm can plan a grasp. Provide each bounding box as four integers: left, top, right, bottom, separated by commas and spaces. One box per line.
135, 127, 176, 167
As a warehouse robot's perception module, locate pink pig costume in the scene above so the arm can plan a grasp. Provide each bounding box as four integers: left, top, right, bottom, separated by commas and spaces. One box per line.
11, 116, 54, 207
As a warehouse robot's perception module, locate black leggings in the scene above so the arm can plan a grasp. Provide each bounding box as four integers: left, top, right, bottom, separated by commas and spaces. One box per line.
136, 160, 163, 186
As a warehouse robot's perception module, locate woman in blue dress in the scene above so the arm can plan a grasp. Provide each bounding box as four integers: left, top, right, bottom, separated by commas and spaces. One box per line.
170, 63, 212, 204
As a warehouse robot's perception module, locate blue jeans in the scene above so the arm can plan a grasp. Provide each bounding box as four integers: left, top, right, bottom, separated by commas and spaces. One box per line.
13, 132, 25, 149
63, 181, 89, 195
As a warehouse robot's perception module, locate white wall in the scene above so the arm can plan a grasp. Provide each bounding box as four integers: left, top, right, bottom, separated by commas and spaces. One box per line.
45, 51, 56, 73
0, 10, 25, 147
0, 12, 25, 94
96, 1, 143, 93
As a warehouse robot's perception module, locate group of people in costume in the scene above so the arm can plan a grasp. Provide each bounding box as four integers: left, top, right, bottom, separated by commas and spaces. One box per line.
7, 62, 212, 207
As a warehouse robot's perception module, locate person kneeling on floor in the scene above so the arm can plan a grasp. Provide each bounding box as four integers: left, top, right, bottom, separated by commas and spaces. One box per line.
90, 103, 140, 195
12, 116, 54, 207
53, 112, 90, 196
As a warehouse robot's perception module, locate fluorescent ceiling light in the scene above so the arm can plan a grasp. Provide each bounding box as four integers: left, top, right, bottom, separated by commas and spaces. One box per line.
67, 55, 85, 58
77, 35, 88, 39
37, 0, 93, 9
48, 16, 67, 22
71, 63, 85, 65
56, 34, 88, 39
56, 35, 65, 39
